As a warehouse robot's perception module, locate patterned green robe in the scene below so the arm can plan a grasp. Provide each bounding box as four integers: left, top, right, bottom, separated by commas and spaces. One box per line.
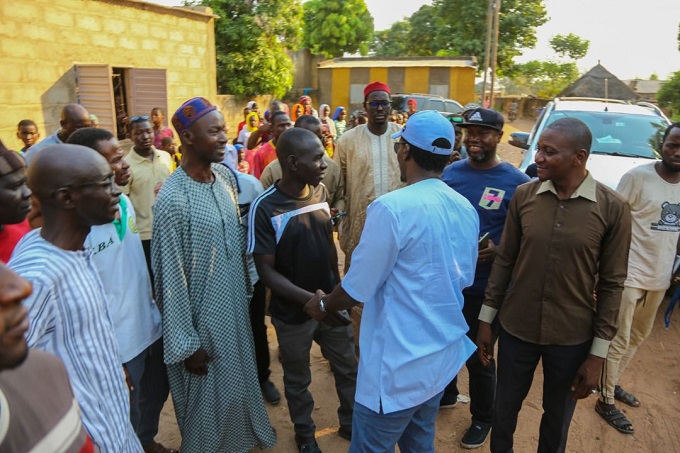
151, 164, 276, 452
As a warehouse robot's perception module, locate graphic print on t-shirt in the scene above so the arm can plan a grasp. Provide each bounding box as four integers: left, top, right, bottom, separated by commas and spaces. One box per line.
478, 187, 506, 210
652, 201, 680, 232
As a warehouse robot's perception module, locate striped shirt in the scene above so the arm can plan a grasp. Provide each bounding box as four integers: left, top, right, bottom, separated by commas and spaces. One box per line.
9, 230, 142, 453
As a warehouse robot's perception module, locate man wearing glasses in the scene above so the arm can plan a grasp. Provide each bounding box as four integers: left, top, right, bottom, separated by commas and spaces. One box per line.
9, 144, 143, 452
334, 81, 404, 352
122, 115, 173, 282
334, 81, 404, 272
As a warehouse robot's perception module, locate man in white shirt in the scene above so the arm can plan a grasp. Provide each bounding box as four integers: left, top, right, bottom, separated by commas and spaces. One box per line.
305, 111, 479, 452
596, 122, 680, 434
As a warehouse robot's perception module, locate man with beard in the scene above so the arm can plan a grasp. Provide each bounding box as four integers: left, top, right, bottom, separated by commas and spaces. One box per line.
334, 82, 403, 352
477, 118, 631, 452
0, 262, 95, 451
24, 104, 91, 165
68, 128, 172, 453
334, 81, 403, 271
441, 108, 529, 449
596, 122, 680, 435
249, 128, 357, 452
305, 111, 478, 452
152, 98, 275, 453
122, 116, 173, 282
10, 144, 142, 452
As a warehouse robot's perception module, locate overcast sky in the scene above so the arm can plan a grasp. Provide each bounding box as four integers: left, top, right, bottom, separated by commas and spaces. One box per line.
151, 0, 680, 80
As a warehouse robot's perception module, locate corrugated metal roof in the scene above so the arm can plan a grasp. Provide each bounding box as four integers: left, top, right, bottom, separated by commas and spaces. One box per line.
318, 57, 477, 69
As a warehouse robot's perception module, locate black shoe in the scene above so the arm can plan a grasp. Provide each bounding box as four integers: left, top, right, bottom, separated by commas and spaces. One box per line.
338, 426, 352, 441
261, 380, 281, 405
460, 422, 491, 449
296, 434, 322, 453
439, 396, 458, 409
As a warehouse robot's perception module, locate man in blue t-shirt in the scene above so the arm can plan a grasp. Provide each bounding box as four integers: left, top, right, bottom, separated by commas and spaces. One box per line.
441, 108, 530, 449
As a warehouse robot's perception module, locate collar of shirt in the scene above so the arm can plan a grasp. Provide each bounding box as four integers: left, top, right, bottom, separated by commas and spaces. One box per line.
128, 146, 160, 163
536, 171, 597, 202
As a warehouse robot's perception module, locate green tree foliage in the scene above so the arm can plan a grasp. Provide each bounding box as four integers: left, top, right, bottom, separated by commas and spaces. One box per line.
549, 33, 590, 60
371, 20, 411, 57
506, 32, 589, 97
370, 0, 548, 74
658, 71, 680, 116
188, 0, 302, 97
302, 0, 374, 58
507, 61, 579, 98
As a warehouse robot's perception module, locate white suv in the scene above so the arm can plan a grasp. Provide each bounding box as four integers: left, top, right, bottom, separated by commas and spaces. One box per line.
514, 98, 671, 189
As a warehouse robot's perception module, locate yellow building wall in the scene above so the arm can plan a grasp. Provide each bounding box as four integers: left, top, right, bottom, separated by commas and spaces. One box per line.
449, 67, 477, 105
404, 67, 430, 94
369, 67, 389, 84
331, 68, 351, 111
0, 0, 217, 148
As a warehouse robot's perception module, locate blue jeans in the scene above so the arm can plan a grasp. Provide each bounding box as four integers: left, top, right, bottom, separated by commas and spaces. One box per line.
349, 391, 443, 453
125, 338, 169, 445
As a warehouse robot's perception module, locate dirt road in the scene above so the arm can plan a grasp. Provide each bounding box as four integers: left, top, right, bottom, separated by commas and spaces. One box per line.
155, 117, 680, 452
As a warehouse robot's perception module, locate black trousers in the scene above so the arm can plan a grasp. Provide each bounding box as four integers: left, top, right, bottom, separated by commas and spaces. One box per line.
491, 329, 590, 453
442, 294, 497, 425
250, 280, 271, 384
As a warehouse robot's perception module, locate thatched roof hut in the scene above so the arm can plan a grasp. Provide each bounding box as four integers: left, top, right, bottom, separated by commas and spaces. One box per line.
558, 63, 637, 101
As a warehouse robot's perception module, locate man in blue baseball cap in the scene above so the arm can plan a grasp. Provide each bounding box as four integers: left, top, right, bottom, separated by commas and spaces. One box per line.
305, 110, 480, 452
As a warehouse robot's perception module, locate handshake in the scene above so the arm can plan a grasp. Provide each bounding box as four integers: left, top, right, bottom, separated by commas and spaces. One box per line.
304, 289, 352, 327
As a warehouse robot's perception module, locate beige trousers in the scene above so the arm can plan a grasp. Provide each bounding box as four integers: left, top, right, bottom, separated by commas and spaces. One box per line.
601, 286, 665, 404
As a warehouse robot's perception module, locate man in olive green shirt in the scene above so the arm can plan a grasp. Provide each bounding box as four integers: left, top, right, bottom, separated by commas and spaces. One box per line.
477, 117, 631, 453
122, 116, 173, 281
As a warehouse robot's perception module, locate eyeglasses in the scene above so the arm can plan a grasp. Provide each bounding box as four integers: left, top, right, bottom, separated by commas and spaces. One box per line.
130, 115, 149, 123
68, 175, 117, 194
367, 101, 392, 110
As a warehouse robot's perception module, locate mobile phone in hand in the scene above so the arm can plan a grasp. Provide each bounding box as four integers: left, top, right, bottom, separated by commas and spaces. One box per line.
478, 232, 491, 249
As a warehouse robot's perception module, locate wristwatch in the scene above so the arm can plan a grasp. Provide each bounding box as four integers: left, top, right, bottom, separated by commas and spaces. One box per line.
319, 298, 327, 313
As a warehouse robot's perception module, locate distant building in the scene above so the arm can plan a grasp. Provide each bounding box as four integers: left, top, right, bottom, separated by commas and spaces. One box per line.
558, 64, 637, 101
314, 57, 477, 112
624, 79, 666, 103
1, 0, 217, 146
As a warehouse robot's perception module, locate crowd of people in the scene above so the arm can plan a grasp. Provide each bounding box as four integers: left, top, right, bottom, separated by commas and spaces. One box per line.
0, 79, 679, 453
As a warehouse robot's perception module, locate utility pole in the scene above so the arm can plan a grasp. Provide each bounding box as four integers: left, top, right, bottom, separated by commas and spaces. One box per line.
480, 0, 494, 105
489, 0, 501, 108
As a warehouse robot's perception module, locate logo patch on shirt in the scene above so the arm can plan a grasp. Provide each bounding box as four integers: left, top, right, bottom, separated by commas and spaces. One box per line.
128, 216, 139, 234
479, 187, 506, 210
651, 201, 680, 232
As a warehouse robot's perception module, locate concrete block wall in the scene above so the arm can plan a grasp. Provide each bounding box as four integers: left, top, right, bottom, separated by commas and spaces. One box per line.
0, 0, 216, 149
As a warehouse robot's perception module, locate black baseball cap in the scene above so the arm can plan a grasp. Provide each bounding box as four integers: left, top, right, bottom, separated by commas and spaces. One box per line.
459, 108, 504, 132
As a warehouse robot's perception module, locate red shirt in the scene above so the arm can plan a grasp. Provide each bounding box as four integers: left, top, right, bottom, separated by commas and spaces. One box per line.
253, 141, 277, 179
0, 220, 31, 263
